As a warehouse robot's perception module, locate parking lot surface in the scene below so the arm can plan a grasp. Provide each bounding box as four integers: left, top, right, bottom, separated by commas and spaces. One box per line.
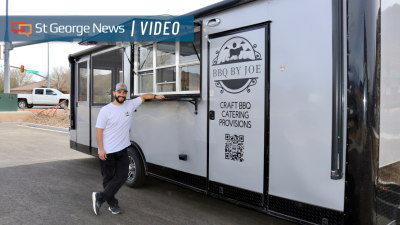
0, 123, 295, 225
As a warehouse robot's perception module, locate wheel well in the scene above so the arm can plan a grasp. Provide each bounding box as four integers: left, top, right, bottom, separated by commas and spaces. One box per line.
18, 98, 27, 102
129, 141, 148, 174
59, 99, 68, 103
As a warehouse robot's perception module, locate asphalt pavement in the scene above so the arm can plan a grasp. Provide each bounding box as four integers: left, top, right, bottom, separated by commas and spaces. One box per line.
0, 123, 295, 225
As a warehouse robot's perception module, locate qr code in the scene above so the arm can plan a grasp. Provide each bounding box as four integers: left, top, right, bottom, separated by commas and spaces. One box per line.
225, 134, 244, 162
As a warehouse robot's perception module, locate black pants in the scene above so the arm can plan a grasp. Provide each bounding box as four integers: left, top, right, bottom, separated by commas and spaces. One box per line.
98, 148, 129, 206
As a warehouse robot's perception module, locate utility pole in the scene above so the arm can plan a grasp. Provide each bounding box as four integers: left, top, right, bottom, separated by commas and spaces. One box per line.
4, 0, 11, 93
4, 42, 12, 93
47, 42, 49, 88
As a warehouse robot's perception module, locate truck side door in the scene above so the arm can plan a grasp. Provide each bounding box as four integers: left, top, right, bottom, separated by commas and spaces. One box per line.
33, 89, 46, 105
45, 89, 59, 105
208, 25, 268, 205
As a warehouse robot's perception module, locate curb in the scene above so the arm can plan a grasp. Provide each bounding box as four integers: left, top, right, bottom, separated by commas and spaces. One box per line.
20, 123, 69, 133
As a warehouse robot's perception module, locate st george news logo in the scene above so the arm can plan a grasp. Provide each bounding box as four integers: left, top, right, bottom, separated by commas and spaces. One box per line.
11, 21, 32, 37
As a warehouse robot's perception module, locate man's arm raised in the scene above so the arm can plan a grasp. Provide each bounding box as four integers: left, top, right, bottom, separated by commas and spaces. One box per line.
139, 94, 165, 103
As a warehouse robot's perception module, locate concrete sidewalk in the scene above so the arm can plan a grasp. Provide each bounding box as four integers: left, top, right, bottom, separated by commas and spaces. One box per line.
0, 111, 31, 123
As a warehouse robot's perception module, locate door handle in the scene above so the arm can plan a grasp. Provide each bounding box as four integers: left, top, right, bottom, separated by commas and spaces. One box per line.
209, 110, 215, 120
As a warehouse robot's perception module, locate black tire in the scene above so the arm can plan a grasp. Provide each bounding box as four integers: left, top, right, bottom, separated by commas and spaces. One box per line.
126, 147, 147, 188
18, 100, 27, 109
27, 104, 33, 108
60, 100, 68, 109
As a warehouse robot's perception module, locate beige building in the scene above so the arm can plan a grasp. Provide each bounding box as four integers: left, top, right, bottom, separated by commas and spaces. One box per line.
10, 80, 69, 94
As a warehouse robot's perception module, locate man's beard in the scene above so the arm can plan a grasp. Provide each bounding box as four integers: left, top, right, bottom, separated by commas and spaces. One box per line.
115, 95, 126, 104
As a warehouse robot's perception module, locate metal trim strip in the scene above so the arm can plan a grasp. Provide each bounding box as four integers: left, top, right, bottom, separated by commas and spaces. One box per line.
148, 173, 207, 194
264, 22, 271, 208
330, 0, 345, 180
68, 57, 76, 130
147, 163, 207, 190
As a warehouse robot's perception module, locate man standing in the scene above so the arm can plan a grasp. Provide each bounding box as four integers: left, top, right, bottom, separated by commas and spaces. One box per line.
92, 83, 164, 215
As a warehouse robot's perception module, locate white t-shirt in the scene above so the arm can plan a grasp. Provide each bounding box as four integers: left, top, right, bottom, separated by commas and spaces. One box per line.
95, 97, 142, 154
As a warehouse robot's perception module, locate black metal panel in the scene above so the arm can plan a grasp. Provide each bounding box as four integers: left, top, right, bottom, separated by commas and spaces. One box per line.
268, 195, 344, 225
199, 22, 203, 106
264, 21, 271, 207
91, 147, 98, 156
209, 181, 263, 206
377, 162, 400, 225
146, 95, 201, 101
147, 163, 206, 190
68, 55, 76, 130
344, 0, 380, 224
76, 143, 91, 155
330, 0, 344, 180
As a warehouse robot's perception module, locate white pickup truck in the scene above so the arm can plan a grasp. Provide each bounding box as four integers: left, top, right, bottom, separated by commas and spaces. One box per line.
17, 88, 70, 109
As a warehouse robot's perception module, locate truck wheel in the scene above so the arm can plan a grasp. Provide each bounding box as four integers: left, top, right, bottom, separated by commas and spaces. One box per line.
60, 100, 68, 109
18, 100, 27, 109
126, 147, 147, 188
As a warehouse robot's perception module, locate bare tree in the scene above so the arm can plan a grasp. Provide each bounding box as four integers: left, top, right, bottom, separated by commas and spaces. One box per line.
51, 65, 70, 93
0, 68, 35, 92
10, 68, 34, 88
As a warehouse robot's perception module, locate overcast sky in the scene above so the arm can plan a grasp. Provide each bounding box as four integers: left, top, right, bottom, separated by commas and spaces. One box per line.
382, 0, 400, 10
0, 0, 221, 80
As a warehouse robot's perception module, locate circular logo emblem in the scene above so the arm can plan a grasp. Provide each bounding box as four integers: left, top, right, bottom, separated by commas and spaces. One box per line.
120, 84, 124, 87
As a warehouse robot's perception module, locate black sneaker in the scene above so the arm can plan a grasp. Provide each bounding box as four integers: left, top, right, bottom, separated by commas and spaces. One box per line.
92, 192, 103, 215
108, 204, 122, 214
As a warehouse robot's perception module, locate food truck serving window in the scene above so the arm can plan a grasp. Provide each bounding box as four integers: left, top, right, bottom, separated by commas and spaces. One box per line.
139, 45, 153, 70
136, 32, 201, 96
